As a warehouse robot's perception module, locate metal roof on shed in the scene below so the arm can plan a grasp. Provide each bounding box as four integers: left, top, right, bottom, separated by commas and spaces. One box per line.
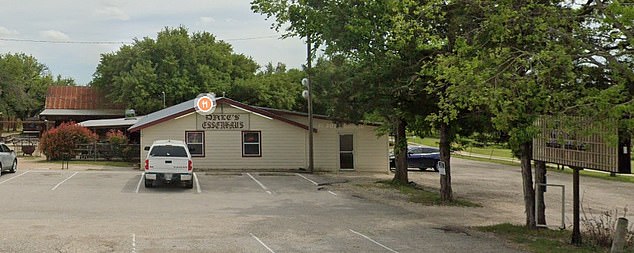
44, 86, 125, 110
79, 116, 144, 128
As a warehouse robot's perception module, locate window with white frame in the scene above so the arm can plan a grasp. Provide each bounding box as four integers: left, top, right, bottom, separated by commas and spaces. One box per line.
185, 131, 204, 157
242, 131, 261, 157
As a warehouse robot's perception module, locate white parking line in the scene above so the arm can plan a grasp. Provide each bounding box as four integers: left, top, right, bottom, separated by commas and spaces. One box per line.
51, 172, 78, 191
250, 233, 275, 253
328, 191, 337, 196
193, 173, 201, 193
349, 229, 399, 253
132, 233, 136, 253
296, 173, 318, 186
246, 173, 272, 195
0, 171, 30, 185
135, 173, 145, 193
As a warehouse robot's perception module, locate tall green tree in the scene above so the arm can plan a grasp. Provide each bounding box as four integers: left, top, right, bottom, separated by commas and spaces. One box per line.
443, 1, 585, 228
0, 53, 74, 119
252, 0, 438, 184
230, 62, 305, 110
92, 27, 259, 114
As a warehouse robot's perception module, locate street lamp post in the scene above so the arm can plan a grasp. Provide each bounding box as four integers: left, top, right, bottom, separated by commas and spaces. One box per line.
161, 91, 166, 108
304, 34, 314, 173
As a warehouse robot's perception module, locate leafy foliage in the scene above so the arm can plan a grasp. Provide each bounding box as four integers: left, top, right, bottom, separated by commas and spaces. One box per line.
91, 27, 259, 114
0, 53, 75, 118
39, 122, 97, 160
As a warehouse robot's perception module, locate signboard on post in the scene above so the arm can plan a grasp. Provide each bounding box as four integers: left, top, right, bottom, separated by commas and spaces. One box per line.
532, 116, 630, 174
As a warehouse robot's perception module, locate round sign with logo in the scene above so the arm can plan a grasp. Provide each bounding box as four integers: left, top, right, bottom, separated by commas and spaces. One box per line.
194, 93, 217, 115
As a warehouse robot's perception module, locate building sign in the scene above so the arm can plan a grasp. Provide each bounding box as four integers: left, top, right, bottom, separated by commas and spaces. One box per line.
196, 113, 250, 131
532, 116, 630, 173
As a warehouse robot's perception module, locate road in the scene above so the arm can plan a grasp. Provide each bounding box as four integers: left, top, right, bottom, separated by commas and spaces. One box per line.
386, 157, 634, 228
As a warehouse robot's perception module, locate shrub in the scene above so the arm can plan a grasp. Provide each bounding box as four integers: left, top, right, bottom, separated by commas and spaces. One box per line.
106, 129, 128, 159
581, 206, 634, 250
39, 122, 97, 160
106, 129, 127, 145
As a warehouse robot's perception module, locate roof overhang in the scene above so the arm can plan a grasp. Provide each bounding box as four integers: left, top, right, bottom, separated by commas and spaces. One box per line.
40, 109, 124, 116
128, 97, 316, 133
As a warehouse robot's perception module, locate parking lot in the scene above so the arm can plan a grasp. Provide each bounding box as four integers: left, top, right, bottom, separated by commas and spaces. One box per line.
0, 169, 520, 253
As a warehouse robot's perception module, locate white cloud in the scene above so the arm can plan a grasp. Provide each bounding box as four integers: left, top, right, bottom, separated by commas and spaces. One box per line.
39, 30, 70, 41
199, 16, 216, 24
96, 6, 130, 21
0, 26, 19, 36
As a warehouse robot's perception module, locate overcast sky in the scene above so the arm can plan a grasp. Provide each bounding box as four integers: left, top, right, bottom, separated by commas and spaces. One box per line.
0, 0, 306, 85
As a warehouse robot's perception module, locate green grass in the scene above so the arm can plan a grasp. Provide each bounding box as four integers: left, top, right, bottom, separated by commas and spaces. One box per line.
453, 154, 520, 166
408, 136, 514, 158
375, 180, 481, 207
410, 137, 634, 184
408, 136, 439, 147
36, 160, 135, 168
477, 223, 621, 253
549, 167, 634, 184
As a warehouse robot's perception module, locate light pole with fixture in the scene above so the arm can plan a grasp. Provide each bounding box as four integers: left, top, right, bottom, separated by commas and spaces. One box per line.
161, 91, 166, 108
302, 77, 314, 173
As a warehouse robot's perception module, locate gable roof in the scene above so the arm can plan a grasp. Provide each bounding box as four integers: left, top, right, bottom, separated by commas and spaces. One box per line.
128, 97, 314, 133
44, 86, 125, 110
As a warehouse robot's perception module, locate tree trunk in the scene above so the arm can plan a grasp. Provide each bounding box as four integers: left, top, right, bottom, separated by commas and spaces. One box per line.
439, 122, 453, 201
520, 142, 536, 228
535, 160, 546, 226
392, 118, 408, 184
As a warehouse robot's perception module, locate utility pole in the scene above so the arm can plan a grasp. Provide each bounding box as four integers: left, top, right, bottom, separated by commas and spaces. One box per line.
303, 33, 314, 173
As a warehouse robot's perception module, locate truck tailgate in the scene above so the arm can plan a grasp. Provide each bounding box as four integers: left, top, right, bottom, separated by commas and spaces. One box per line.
148, 157, 190, 174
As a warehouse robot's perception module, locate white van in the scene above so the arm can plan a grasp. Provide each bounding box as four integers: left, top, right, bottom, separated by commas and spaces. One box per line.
144, 140, 193, 189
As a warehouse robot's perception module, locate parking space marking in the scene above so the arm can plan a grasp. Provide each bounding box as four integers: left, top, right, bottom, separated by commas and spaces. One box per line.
246, 173, 272, 195
51, 172, 78, 191
0, 171, 30, 185
250, 233, 276, 253
193, 173, 201, 193
132, 233, 136, 253
328, 191, 337, 196
349, 229, 399, 253
295, 173, 318, 186
135, 173, 145, 193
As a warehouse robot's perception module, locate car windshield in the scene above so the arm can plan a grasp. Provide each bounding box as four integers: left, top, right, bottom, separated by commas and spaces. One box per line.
408, 147, 439, 154
149, 145, 188, 157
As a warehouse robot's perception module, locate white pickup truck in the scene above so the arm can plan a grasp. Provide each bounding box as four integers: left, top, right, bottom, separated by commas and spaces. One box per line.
144, 140, 193, 189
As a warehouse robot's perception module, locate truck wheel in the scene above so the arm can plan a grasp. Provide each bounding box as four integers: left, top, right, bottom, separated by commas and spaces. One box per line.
144, 179, 154, 188
185, 180, 193, 189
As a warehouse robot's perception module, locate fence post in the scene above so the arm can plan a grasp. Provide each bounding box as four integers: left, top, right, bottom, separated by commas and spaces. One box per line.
611, 217, 629, 253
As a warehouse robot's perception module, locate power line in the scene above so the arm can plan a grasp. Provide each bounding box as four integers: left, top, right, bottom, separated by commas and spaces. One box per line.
0, 38, 127, 45
0, 35, 280, 45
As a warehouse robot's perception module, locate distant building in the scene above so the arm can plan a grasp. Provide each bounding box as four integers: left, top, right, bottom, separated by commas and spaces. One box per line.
39, 86, 125, 124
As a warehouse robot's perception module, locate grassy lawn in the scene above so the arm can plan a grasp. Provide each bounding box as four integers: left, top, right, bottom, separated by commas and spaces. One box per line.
477, 223, 628, 253
408, 136, 514, 158
411, 136, 634, 184
374, 180, 481, 207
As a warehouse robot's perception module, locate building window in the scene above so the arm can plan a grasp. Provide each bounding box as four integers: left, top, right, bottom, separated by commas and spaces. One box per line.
185, 131, 204, 157
242, 131, 261, 157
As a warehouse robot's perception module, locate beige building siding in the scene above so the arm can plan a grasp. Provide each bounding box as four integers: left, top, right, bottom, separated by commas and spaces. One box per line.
140, 106, 307, 170
284, 115, 389, 172
139, 105, 388, 172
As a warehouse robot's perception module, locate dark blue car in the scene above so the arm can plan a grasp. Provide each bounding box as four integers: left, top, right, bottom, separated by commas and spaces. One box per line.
389, 146, 440, 172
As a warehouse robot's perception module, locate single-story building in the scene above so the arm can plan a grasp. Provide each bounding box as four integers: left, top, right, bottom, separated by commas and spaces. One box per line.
128, 96, 388, 172
40, 86, 126, 124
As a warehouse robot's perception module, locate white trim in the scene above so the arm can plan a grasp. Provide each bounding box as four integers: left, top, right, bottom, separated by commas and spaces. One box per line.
229, 104, 273, 120
174, 111, 195, 120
